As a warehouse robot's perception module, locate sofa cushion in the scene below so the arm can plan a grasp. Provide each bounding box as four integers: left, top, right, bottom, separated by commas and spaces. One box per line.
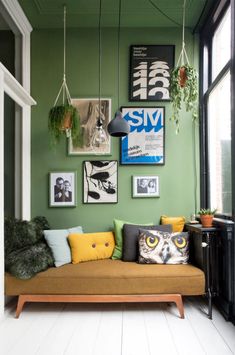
4, 216, 50, 256
68, 232, 115, 264
161, 215, 186, 232
5, 242, 54, 280
138, 230, 189, 264
5, 259, 205, 296
44, 226, 83, 267
122, 223, 172, 262
112, 219, 153, 260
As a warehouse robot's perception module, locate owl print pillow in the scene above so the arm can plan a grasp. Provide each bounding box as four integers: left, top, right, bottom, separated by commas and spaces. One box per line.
138, 229, 189, 264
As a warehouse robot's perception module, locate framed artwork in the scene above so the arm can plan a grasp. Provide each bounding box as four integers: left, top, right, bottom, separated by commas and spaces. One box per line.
132, 175, 160, 198
49, 171, 76, 207
83, 160, 118, 204
120, 106, 165, 165
129, 45, 175, 101
68, 98, 111, 155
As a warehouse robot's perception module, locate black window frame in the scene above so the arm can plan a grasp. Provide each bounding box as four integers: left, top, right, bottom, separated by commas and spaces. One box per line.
200, 0, 235, 219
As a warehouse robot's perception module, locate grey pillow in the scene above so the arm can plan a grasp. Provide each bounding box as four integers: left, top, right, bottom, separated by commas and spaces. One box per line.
122, 223, 172, 262
44, 226, 83, 267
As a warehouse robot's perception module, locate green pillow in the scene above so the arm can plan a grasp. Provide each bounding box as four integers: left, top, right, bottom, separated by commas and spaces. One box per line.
111, 219, 153, 259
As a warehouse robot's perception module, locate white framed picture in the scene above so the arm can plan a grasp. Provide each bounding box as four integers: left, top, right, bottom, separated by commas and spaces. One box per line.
132, 175, 159, 198
49, 171, 76, 207
68, 98, 111, 155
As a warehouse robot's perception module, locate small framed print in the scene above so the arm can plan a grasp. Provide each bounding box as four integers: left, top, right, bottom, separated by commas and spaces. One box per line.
83, 160, 118, 204
132, 175, 159, 198
49, 172, 76, 207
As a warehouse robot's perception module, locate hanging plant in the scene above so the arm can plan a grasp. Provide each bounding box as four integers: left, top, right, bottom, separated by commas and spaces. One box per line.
170, 64, 198, 132
48, 6, 82, 148
48, 103, 82, 147
169, 0, 198, 133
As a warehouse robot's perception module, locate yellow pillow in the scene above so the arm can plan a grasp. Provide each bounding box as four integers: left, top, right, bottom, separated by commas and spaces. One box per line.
161, 215, 186, 232
68, 232, 115, 264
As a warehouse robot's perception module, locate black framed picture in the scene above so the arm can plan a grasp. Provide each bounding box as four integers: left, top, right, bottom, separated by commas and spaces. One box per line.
83, 160, 118, 204
129, 45, 175, 101
120, 106, 165, 165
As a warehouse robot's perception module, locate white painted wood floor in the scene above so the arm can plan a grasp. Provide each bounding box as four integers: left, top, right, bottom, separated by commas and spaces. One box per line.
0, 297, 234, 355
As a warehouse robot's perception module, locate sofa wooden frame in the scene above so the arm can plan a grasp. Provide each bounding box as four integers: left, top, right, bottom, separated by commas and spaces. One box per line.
15, 293, 185, 319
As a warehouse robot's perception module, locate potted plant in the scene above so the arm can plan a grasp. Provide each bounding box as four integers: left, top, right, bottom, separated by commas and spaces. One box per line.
198, 208, 217, 228
169, 63, 198, 133
48, 6, 82, 148
48, 103, 82, 147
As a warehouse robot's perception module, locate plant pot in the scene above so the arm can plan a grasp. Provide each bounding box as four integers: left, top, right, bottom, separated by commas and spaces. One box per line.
200, 215, 214, 228
61, 112, 72, 131
179, 66, 187, 87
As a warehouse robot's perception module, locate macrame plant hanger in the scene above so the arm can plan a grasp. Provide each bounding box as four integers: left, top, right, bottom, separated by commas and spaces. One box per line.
53, 5, 72, 137
176, 0, 190, 67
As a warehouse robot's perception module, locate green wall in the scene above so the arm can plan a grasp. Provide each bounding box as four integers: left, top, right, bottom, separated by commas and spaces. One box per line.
0, 31, 15, 217
31, 27, 199, 231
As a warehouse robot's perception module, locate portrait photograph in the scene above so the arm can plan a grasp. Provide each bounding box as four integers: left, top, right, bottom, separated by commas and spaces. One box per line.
68, 98, 111, 155
132, 175, 159, 198
49, 172, 76, 207
83, 161, 118, 204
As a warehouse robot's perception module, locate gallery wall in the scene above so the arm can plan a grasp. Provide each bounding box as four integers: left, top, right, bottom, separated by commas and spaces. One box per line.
31, 26, 199, 232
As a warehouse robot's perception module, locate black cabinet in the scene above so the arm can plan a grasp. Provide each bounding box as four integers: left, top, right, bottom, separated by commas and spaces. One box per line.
186, 219, 235, 324
212, 219, 234, 323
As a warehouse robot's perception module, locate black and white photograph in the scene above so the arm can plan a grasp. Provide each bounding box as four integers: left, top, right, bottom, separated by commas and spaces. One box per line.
83, 161, 118, 204
68, 98, 111, 155
129, 45, 175, 101
132, 175, 159, 198
49, 172, 76, 207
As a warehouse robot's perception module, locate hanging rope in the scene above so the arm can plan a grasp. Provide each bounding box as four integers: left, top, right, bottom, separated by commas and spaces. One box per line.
148, 0, 181, 27
98, 0, 102, 120
176, 0, 190, 67
53, 5, 72, 107
117, 0, 122, 109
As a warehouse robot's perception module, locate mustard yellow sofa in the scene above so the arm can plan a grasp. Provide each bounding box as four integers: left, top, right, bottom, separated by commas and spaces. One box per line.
5, 259, 205, 319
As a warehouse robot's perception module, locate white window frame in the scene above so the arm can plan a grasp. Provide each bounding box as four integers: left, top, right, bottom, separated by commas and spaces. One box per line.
0, 0, 36, 318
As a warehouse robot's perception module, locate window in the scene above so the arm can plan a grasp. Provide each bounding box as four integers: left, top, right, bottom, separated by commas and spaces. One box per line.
201, 1, 232, 216
212, 7, 231, 80
208, 72, 231, 213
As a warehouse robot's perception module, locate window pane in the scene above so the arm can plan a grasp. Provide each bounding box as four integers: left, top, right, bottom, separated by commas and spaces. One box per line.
208, 71, 231, 214
212, 7, 231, 80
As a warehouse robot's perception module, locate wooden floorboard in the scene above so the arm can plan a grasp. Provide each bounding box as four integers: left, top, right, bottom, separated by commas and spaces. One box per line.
0, 297, 234, 355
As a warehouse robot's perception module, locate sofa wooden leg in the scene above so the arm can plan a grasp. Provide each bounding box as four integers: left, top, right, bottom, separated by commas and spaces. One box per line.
174, 295, 184, 319
15, 295, 26, 319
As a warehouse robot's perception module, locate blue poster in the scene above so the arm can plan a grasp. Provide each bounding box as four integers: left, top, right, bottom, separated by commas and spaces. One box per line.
121, 107, 165, 165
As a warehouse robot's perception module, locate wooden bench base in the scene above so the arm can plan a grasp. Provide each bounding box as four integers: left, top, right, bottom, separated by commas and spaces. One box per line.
15, 294, 184, 319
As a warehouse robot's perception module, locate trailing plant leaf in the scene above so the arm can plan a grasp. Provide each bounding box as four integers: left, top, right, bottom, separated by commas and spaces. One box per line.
169, 64, 198, 133
48, 103, 83, 148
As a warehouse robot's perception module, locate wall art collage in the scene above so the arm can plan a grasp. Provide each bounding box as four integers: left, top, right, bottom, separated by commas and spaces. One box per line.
49, 45, 174, 206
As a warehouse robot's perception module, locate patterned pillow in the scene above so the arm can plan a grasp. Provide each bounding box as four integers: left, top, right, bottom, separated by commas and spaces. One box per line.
138, 229, 189, 264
